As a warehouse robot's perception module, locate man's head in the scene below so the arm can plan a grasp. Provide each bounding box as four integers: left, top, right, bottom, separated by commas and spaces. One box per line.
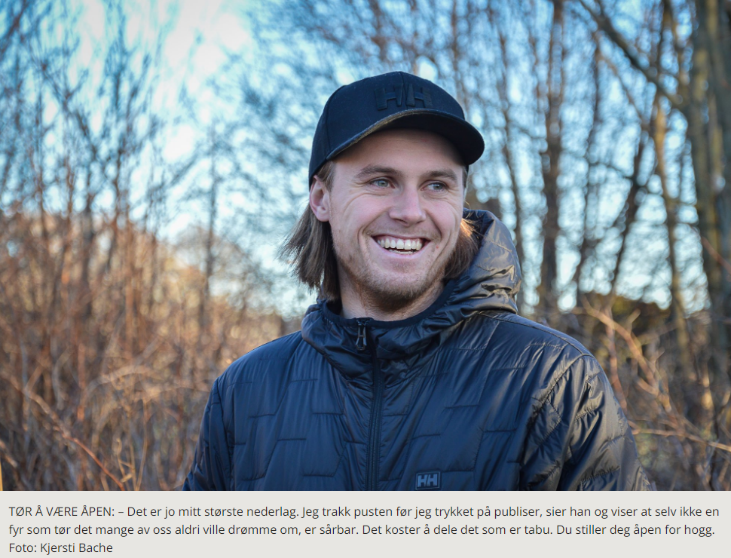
283, 72, 484, 315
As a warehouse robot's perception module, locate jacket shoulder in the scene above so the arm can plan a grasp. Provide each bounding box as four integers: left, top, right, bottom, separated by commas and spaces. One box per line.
473, 312, 606, 418
481, 314, 650, 490
216, 331, 305, 389
481, 311, 591, 359
448, 311, 602, 409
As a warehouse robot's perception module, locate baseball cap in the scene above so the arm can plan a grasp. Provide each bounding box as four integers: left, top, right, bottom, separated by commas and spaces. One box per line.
308, 71, 484, 183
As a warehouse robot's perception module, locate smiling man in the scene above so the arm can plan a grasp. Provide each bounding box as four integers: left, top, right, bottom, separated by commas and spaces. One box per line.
184, 72, 650, 491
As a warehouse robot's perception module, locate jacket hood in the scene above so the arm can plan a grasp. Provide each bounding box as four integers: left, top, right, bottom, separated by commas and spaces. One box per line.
301, 210, 521, 383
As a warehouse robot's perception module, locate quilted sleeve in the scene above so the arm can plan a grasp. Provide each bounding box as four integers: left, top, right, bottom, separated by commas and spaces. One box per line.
182, 378, 231, 491
520, 355, 651, 491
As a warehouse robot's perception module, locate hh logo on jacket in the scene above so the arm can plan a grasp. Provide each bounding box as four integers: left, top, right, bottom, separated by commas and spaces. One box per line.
415, 471, 440, 490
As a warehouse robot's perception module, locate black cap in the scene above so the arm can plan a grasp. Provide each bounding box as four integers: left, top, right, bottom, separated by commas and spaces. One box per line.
308, 71, 484, 184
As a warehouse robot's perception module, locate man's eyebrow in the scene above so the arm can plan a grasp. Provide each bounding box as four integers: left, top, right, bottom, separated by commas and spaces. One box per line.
354, 165, 402, 180
354, 165, 459, 182
422, 169, 459, 182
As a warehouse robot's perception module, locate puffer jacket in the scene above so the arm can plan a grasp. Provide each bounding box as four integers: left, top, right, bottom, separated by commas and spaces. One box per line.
184, 210, 650, 491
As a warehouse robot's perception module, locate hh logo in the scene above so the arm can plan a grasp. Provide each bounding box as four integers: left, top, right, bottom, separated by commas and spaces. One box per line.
415, 471, 441, 490
375, 84, 433, 111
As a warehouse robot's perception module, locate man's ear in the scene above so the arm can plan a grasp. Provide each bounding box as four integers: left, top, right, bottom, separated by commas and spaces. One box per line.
310, 176, 331, 222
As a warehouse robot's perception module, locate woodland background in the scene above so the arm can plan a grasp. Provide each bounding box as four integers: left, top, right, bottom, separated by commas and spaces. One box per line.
1, 0, 731, 490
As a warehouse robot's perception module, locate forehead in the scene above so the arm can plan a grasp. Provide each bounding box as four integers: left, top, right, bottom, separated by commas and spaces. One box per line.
333, 129, 464, 171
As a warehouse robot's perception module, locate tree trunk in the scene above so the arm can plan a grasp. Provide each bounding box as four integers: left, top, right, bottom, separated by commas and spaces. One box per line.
686, 0, 729, 382
537, 0, 565, 324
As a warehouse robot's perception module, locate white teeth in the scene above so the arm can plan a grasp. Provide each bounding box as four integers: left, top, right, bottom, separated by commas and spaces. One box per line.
376, 237, 424, 252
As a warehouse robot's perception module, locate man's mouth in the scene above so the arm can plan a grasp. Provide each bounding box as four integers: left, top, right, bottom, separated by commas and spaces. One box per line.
374, 236, 425, 254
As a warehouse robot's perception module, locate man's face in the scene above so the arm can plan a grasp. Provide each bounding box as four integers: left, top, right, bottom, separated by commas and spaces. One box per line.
310, 129, 465, 315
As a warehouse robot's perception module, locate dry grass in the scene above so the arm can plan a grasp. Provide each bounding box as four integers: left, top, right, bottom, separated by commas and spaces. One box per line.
0, 213, 290, 490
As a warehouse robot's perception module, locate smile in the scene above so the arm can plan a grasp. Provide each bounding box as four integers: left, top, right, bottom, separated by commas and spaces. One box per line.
374, 236, 425, 253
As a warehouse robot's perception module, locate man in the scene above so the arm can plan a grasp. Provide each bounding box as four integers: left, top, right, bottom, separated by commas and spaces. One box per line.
184, 72, 650, 491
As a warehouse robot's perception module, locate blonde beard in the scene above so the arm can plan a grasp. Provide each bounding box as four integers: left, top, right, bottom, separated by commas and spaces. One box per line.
333, 218, 478, 314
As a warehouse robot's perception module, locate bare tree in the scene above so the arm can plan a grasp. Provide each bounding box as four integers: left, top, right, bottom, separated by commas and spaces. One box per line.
0, 0, 283, 490
577, 0, 730, 392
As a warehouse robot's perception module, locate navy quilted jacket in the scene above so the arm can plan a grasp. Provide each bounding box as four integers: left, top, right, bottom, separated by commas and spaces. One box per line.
183, 210, 650, 491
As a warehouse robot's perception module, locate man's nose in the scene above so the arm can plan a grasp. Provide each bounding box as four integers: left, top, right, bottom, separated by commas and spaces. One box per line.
389, 186, 425, 224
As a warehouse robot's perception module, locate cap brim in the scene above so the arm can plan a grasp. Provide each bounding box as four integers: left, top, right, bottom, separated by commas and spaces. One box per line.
326, 109, 484, 167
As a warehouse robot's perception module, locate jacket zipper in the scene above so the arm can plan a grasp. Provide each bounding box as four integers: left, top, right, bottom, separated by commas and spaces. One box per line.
357, 319, 383, 491
356, 320, 368, 352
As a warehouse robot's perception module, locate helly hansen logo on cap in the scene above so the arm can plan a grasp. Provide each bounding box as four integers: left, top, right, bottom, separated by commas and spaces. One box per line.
415, 471, 440, 490
375, 84, 433, 110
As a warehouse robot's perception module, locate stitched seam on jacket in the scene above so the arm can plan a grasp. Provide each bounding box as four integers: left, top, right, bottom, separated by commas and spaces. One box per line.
246, 340, 320, 419
445, 314, 500, 351
530, 398, 562, 450
302, 450, 346, 478
574, 372, 602, 422
227, 379, 254, 387
530, 358, 598, 460
538, 354, 594, 409
243, 438, 310, 482
517, 349, 593, 476
306, 341, 368, 384
570, 433, 626, 488
410, 432, 440, 440
246, 330, 304, 358
486, 313, 591, 356
527, 459, 561, 490
476, 239, 514, 255
206, 379, 232, 490
579, 466, 620, 488
594, 432, 626, 447
224, 334, 306, 388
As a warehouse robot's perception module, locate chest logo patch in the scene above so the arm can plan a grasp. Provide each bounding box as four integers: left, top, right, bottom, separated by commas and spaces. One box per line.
415, 471, 441, 490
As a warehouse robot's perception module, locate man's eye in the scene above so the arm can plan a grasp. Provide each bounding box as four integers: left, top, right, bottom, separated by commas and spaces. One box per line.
371, 179, 390, 188
427, 182, 447, 191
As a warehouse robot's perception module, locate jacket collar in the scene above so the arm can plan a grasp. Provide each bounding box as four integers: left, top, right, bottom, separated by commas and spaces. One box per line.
301, 210, 521, 384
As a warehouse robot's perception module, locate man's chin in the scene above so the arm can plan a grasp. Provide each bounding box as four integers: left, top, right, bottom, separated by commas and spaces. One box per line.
364, 276, 444, 314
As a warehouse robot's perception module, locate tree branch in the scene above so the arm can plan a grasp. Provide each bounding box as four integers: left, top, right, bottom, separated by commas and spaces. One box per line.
576, 0, 685, 109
